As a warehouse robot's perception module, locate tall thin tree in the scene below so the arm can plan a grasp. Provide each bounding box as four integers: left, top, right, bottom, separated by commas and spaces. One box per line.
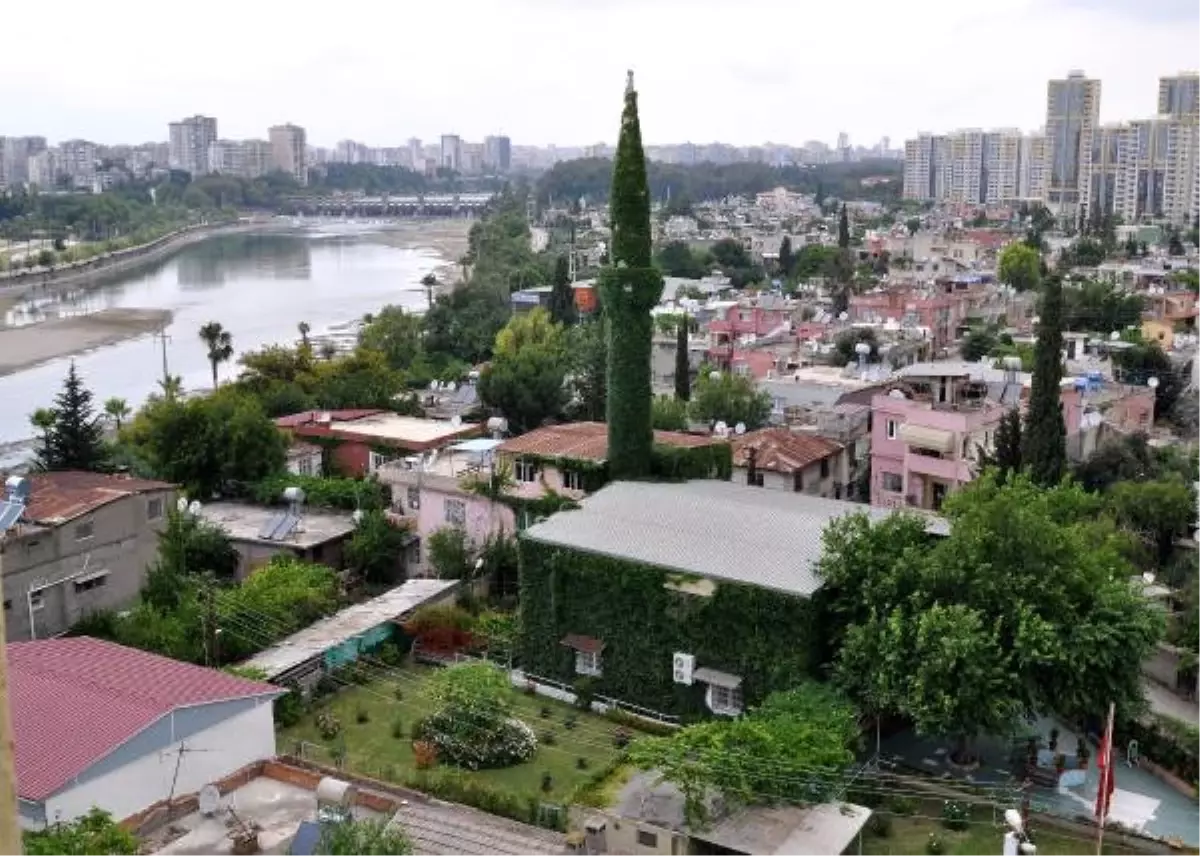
548, 254, 578, 326
198, 321, 234, 391
600, 71, 663, 479
675, 314, 691, 401
838, 204, 851, 249
1023, 275, 1067, 486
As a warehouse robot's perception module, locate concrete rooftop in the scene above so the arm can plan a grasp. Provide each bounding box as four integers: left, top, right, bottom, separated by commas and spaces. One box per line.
198, 501, 357, 548
338, 413, 479, 445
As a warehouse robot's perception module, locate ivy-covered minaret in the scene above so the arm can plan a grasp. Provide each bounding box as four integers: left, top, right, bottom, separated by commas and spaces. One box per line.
601, 71, 663, 479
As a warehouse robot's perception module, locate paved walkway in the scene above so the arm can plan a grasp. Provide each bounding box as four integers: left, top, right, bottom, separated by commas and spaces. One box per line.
1143, 680, 1198, 727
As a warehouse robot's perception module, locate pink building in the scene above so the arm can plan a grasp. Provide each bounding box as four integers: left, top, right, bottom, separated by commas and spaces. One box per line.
869, 362, 1155, 510
707, 304, 793, 365
848, 288, 969, 350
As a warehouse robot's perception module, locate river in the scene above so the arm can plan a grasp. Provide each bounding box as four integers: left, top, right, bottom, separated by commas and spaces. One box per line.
0, 225, 444, 447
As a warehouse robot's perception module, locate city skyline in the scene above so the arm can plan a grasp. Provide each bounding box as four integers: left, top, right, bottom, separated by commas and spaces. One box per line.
2, 0, 1197, 147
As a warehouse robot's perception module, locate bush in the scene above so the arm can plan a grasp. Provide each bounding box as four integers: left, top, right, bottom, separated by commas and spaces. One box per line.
887, 795, 918, 816
926, 833, 945, 855
355, 705, 370, 724
564, 714, 578, 731
941, 800, 969, 832
376, 641, 404, 667
274, 687, 305, 728
612, 727, 632, 749
573, 676, 597, 710
411, 716, 429, 740
576, 756, 589, 770
412, 740, 438, 770
867, 813, 893, 838
539, 706, 552, 719
542, 730, 558, 746
317, 711, 342, 740
393, 686, 405, 701
391, 717, 405, 740
541, 772, 554, 793
420, 709, 538, 770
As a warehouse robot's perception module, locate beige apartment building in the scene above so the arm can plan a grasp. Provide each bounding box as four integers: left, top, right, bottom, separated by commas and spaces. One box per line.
269, 123, 308, 185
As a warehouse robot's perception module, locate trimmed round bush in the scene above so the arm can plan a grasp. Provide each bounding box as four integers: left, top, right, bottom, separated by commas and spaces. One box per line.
418, 709, 537, 770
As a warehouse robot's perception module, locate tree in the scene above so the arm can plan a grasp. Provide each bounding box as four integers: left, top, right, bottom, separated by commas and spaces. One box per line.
143, 501, 240, 610
38, 362, 107, 472
838, 204, 850, 249
688, 369, 772, 430
565, 316, 608, 422
427, 526, 474, 580
345, 508, 409, 586
29, 407, 56, 469
627, 683, 858, 828
198, 320, 234, 390
675, 312, 691, 401
997, 242, 1042, 292
319, 819, 413, 856
960, 328, 997, 362
422, 280, 511, 365
905, 217, 921, 236
1111, 341, 1182, 420
651, 394, 690, 431
547, 254, 578, 326
104, 396, 130, 431
777, 235, 794, 278
598, 73, 663, 480
421, 272, 438, 308
1107, 478, 1196, 569
24, 808, 139, 855
297, 321, 311, 349
816, 476, 1163, 760
1023, 275, 1066, 486
358, 304, 423, 370
655, 240, 709, 279
1060, 279, 1143, 334
478, 308, 567, 433
831, 327, 880, 366
977, 408, 1022, 483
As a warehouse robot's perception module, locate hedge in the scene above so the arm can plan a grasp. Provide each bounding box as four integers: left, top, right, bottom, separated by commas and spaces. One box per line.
250, 473, 389, 511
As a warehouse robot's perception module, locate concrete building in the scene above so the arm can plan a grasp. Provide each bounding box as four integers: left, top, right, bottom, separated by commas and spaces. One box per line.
195, 501, 359, 580
11, 636, 281, 828
2, 135, 47, 186
269, 123, 307, 185
168, 115, 218, 177
57, 139, 98, 188
902, 133, 938, 201
1044, 70, 1101, 224
27, 149, 56, 189
1018, 132, 1049, 200
2, 472, 175, 642
904, 128, 1026, 204
730, 427, 850, 500
484, 135, 512, 172
1158, 72, 1199, 121
439, 134, 462, 171
207, 139, 273, 179
1106, 117, 1200, 224
1089, 123, 1125, 218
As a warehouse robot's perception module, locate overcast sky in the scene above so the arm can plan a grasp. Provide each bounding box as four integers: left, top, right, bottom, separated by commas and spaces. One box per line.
5, 0, 1197, 148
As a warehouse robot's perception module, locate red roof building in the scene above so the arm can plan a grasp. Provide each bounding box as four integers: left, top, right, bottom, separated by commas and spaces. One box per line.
10, 637, 281, 828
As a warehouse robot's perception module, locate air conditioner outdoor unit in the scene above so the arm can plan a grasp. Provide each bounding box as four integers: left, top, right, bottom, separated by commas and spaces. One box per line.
673, 652, 695, 686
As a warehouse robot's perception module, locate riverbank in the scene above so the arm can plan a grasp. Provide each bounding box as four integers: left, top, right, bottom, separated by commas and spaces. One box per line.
370, 219, 471, 293
0, 308, 173, 378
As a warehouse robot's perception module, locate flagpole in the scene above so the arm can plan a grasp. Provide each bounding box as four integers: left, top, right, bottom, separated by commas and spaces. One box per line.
1095, 701, 1115, 856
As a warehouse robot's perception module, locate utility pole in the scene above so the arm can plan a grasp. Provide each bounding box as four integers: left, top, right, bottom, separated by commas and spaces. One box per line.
154, 326, 171, 388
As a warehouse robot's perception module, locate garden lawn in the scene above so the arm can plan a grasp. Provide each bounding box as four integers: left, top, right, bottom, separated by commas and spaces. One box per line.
278, 665, 629, 802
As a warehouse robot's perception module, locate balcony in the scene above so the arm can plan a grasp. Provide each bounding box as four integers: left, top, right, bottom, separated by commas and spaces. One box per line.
904, 450, 966, 483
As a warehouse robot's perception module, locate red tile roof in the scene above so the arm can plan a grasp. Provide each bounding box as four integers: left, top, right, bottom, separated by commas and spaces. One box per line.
9, 637, 281, 801
24, 471, 175, 525
274, 409, 383, 429
730, 428, 843, 474
497, 421, 715, 462
560, 634, 605, 654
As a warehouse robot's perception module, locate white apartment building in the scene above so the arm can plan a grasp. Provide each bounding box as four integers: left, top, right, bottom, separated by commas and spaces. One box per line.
2, 136, 47, 186
1089, 123, 1124, 218
168, 115, 217, 177
1110, 117, 1198, 224
903, 128, 1029, 205
439, 134, 462, 171
269, 123, 307, 185
948, 130, 984, 204
58, 139, 98, 188
985, 129, 1023, 204
27, 150, 56, 189
207, 139, 273, 179
1017, 133, 1049, 201
1159, 72, 1199, 121
1044, 71, 1101, 224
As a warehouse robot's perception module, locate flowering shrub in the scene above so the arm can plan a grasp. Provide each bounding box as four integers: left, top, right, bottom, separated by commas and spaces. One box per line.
412, 740, 439, 770
317, 712, 342, 740
414, 710, 537, 770
941, 800, 969, 831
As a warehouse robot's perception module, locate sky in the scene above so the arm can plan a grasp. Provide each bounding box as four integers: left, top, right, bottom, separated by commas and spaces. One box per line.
4, 0, 1197, 149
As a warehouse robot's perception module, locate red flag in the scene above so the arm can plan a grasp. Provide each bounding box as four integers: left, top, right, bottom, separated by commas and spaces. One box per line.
1095, 711, 1116, 822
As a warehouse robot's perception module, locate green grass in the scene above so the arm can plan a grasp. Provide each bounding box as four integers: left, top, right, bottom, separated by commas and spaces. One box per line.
279, 665, 629, 802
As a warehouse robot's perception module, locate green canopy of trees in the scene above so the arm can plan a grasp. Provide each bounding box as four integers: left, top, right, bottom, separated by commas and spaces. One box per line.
478, 308, 568, 433
688, 369, 772, 430
997, 242, 1042, 292
32, 362, 107, 472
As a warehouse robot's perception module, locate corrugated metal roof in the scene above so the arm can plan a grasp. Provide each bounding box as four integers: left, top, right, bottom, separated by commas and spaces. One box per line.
731, 429, 842, 473
523, 481, 947, 598
497, 421, 716, 462
9, 637, 280, 801
23, 471, 175, 525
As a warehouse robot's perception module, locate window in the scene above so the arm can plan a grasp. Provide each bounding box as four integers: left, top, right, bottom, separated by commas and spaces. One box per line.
515, 459, 539, 483
793, 470, 804, 492
147, 497, 164, 520
75, 521, 94, 541
295, 455, 316, 477
708, 684, 743, 715
748, 471, 764, 487
886, 419, 898, 440
444, 498, 466, 526
575, 649, 602, 677
820, 458, 830, 479
636, 830, 658, 849
369, 451, 393, 474
2, 599, 10, 611
74, 573, 108, 594
882, 472, 903, 493
563, 470, 584, 491
29, 592, 44, 611
407, 487, 420, 510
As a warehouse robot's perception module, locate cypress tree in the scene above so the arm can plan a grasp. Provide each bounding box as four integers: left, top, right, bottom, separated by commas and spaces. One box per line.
675, 314, 691, 402
993, 407, 1023, 482
47, 362, 107, 472
600, 71, 663, 479
548, 254, 577, 326
1023, 275, 1067, 486
838, 204, 850, 249
778, 235, 794, 278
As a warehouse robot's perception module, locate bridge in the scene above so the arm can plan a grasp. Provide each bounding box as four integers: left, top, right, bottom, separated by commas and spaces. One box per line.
283, 192, 496, 217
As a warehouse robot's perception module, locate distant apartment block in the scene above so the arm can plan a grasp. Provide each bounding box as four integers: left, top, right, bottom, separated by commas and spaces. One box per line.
1044, 71, 1101, 223
1159, 72, 1199, 121
439, 134, 462, 171
168, 115, 217, 177
1, 136, 47, 186
484, 135, 512, 172
903, 128, 1033, 205
269, 123, 307, 185
207, 139, 273, 179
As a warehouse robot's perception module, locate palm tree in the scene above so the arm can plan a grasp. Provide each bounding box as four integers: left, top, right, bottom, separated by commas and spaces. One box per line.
103, 397, 130, 431
298, 321, 311, 349
158, 374, 184, 401
198, 321, 234, 390
460, 458, 516, 534
421, 273, 438, 309
319, 341, 338, 361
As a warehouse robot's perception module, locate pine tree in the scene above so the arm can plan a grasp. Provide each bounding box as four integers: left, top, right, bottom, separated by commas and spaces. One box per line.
548, 254, 577, 326
1023, 275, 1067, 486
778, 235, 794, 278
46, 362, 106, 472
838, 204, 850, 249
675, 314, 691, 402
599, 71, 663, 479
990, 408, 1023, 482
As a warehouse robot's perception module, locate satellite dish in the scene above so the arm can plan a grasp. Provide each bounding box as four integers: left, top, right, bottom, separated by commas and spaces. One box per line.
734, 422, 746, 435
177, 496, 189, 513
709, 370, 722, 382
1109, 331, 1120, 341
187, 500, 202, 516
428, 380, 437, 391
839, 311, 849, 321
714, 421, 728, 437
352, 509, 364, 526
450, 415, 463, 428
1142, 571, 1156, 585
199, 784, 221, 817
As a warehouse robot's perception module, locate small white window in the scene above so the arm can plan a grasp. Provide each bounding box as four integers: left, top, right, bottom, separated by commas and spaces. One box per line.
147, 498, 164, 520
575, 649, 602, 676
444, 498, 466, 526
296, 455, 316, 477
563, 470, 584, 491
515, 459, 539, 483
29, 592, 45, 611
75, 521, 94, 541
886, 419, 898, 440
369, 451, 393, 474
407, 487, 420, 510
708, 684, 743, 715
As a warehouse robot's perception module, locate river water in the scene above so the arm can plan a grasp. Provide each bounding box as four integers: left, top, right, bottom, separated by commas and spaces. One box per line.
0, 226, 440, 446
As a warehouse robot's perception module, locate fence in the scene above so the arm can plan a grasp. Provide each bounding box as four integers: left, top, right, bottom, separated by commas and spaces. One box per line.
509, 669, 681, 729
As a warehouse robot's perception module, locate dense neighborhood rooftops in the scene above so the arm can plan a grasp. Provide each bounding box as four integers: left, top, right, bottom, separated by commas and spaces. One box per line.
238, 579, 460, 679
523, 480, 947, 598
497, 421, 716, 462
9, 637, 280, 801
22, 470, 174, 525
277, 409, 482, 451
731, 428, 843, 473
197, 501, 358, 548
